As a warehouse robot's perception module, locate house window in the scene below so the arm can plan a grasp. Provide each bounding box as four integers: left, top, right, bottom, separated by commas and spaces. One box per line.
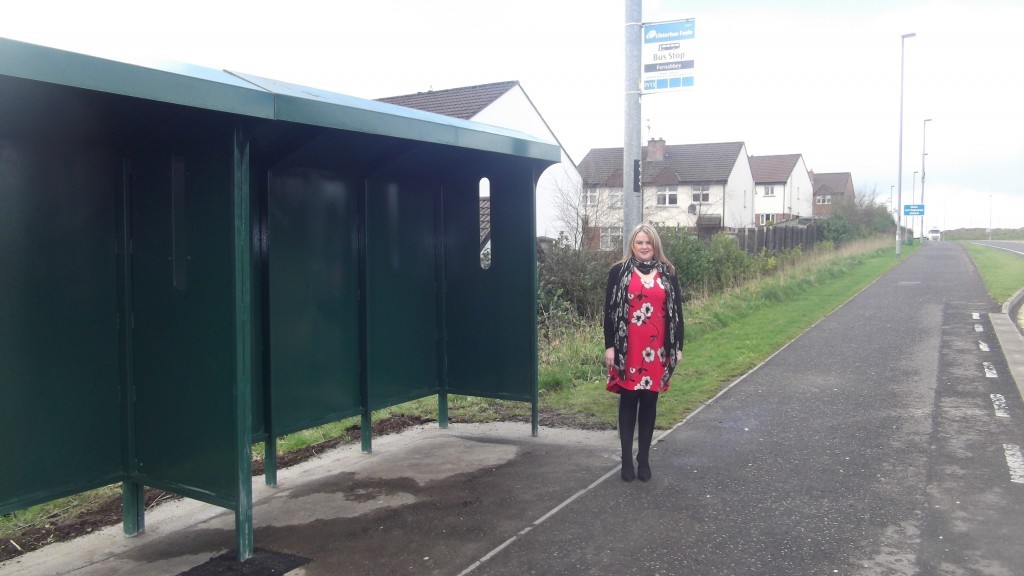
584, 187, 598, 206
691, 185, 709, 203
656, 186, 678, 206
600, 227, 623, 251
609, 189, 622, 208
816, 195, 832, 205
759, 213, 776, 226
763, 185, 776, 197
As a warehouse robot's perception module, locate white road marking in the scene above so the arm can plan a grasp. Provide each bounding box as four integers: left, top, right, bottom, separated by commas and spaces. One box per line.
1004, 444, 1024, 483
984, 362, 998, 378
976, 242, 1024, 256
975, 324, 984, 333
991, 394, 1010, 418
972, 312, 981, 320
979, 341, 990, 352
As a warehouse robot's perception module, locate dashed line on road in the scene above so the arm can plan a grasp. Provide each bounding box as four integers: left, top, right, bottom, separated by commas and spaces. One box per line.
979, 341, 990, 352
1004, 444, 1024, 483
990, 394, 1010, 418
984, 362, 998, 378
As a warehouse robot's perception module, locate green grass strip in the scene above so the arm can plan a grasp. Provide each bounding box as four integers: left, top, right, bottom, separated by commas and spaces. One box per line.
960, 241, 1024, 305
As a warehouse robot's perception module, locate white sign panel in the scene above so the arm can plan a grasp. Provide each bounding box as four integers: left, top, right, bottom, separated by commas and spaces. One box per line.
641, 19, 695, 93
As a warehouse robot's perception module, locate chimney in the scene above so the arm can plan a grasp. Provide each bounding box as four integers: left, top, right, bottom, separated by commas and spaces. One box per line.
646, 138, 666, 162
808, 169, 815, 184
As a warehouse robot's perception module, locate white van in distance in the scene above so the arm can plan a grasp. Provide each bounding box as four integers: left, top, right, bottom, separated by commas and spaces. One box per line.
927, 228, 941, 241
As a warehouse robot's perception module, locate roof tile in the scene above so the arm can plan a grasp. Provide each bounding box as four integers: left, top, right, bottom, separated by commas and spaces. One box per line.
749, 154, 802, 183
377, 81, 520, 120
812, 172, 854, 195
579, 142, 746, 187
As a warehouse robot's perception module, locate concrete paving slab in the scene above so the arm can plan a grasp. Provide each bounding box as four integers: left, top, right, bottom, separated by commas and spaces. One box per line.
0, 423, 619, 576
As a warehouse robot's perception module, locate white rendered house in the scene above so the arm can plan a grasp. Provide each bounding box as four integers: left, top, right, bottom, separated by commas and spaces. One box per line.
378, 81, 577, 240
577, 139, 755, 250
749, 154, 814, 226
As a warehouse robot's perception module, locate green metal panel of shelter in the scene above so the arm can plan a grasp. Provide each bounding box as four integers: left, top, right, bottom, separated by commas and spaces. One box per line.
0, 37, 559, 561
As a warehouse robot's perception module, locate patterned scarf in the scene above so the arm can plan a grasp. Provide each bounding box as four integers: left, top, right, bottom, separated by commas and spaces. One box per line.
610, 257, 680, 387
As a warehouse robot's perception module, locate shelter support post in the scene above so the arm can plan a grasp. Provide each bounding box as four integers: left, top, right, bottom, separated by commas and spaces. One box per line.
532, 398, 539, 437
264, 436, 278, 486
361, 411, 372, 453
121, 481, 145, 536
438, 393, 449, 429
233, 131, 254, 561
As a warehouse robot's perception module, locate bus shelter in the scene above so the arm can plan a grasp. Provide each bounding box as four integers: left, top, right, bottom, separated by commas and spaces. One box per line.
0, 38, 558, 559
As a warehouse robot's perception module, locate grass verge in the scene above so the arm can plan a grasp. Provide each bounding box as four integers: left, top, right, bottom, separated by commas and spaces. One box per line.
960, 241, 1024, 305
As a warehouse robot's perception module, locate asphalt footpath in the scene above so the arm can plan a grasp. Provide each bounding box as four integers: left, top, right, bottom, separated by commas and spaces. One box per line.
3, 241, 1023, 576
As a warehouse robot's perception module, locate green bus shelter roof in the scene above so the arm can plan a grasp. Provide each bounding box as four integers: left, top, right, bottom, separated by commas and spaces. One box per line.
0, 37, 560, 162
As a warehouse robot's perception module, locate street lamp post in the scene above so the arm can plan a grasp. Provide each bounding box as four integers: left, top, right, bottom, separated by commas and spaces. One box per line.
921, 118, 931, 239
896, 32, 916, 257
989, 194, 993, 241
911, 170, 918, 242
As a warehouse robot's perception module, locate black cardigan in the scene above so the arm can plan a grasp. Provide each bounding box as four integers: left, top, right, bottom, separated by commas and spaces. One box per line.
603, 263, 684, 351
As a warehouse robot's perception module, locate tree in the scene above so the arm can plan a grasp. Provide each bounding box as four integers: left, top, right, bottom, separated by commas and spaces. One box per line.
550, 170, 616, 251
827, 185, 895, 240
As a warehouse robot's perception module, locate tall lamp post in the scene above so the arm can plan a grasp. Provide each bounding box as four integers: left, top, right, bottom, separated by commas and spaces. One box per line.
890, 185, 895, 221
989, 195, 993, 241
896, 32, 916, 257
911, 170, 918, 242
921, 118, 932, 239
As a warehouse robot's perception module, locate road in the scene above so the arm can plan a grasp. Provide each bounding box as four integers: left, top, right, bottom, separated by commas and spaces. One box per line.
970, 240, 1024, 256
468, 241, 1024, 575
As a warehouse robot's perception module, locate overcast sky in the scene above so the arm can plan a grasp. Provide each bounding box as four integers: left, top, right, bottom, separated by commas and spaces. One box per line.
3, 0, 1022, 231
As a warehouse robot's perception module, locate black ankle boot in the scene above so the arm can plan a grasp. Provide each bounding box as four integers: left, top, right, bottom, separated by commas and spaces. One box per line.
636, 458, 651, 482
621, 459, 635, 482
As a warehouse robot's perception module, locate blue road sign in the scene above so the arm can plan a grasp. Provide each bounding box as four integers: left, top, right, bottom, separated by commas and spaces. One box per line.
904, 204, 925, 216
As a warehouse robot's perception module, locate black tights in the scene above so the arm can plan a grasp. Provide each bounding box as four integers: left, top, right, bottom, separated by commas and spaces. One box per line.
618, 389, 659, 463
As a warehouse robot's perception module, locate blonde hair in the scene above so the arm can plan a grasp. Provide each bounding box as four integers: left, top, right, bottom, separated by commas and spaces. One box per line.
618, 223, 675, 274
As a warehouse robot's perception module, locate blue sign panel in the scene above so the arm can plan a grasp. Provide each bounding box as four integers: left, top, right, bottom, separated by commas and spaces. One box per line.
641, 19, 695, 94
904, 204, 925, 216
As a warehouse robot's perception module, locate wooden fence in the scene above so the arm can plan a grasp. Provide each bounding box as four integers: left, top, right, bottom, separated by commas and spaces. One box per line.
730, 225, 821, 255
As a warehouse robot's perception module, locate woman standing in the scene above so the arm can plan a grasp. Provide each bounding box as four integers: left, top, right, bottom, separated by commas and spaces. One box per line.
604, 223, 683, 482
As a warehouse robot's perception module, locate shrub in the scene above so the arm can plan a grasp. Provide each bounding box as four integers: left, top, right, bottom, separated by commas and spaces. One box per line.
821, 213, 855, 245
537, 241, 616, 319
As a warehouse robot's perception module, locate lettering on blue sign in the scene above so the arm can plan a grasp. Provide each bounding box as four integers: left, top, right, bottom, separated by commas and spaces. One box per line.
653, 52, 686, 61
644, 61, 695, 73
643, 20, 695, 43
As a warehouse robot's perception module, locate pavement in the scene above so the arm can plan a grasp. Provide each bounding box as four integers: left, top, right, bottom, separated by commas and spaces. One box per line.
3, 241, 1024, 576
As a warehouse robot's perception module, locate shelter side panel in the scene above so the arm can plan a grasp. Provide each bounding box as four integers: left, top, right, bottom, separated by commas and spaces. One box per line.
0, 136, 122, 510
364, 177, 440, 408
444, 159, 538, 401
127, 122, 240, 506
267, 167, 361, 434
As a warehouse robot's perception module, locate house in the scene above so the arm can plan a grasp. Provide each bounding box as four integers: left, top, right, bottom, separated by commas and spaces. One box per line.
749, 154, 814, 226
378, 81, 578, 239
810, 171, 855, 216
577, 138, 755, 250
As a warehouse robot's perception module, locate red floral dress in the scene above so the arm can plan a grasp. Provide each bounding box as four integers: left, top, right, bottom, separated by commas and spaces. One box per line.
607, 271, 670, 393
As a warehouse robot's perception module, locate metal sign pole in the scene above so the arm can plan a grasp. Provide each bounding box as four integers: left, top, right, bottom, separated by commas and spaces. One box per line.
623, 0, 643, 251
